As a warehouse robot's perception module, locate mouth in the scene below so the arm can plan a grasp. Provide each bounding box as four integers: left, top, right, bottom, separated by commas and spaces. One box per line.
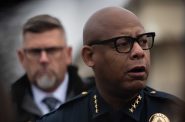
127, 66, 146, 78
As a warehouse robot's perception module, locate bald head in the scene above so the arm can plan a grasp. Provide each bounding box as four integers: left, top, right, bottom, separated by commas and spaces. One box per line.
83, 6, 144, 45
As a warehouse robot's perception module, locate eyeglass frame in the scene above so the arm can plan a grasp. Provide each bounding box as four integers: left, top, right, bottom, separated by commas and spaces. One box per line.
23, 46, 65, 59
87, 32, 155, 53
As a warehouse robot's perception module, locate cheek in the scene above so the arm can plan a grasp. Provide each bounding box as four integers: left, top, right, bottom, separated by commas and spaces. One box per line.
23, 59, 35, 72
23, 60, 39, 80
51, 56, 68, 73
107, 53, 128, 73
145, 52, 151, 69
96, 53, 127, 79
52, 61, 67, 81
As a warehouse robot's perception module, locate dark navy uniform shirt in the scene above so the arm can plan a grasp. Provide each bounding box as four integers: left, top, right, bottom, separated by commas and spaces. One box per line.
37, 86, 183, 122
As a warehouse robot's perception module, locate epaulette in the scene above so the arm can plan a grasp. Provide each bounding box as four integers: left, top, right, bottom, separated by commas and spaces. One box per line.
38, 91, 90, 121
143, 86, 183, 103
58, 91, 89, 109
40, 91, 89, 118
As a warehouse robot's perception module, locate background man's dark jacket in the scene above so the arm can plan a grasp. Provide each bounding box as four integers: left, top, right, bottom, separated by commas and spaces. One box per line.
11, 65, 91, 122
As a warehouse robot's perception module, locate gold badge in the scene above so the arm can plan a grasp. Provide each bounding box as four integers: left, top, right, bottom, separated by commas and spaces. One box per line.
149, 113, 170, 122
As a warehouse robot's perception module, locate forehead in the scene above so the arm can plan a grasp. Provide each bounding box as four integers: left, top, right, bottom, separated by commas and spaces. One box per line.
23, 29, 66, 48
98, 12, 144, 39
100, 21, 144, 38
84, 7, 145, 42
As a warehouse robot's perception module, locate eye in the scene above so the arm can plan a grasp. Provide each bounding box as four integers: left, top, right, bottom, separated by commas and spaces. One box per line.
138, 35, 149, 47
45, 47, 63, 54
140, 38, 148, 44
46, 48, 58, 53
116, 38, 130, 48
28, 48, 42, 55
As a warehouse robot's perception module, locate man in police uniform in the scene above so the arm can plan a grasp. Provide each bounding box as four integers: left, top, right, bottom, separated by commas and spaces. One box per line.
37, 6, 183, 122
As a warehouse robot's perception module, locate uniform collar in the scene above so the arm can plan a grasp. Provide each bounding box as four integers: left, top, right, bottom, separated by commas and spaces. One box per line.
90, 89, 111, 119
121, 90, 144, 121
90, 88, 145, 121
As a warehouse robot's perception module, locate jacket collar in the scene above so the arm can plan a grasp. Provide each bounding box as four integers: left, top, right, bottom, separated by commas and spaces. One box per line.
12, 74, 42, 116
12, 65, 85, 116
90, 88, 144, 121
22, 92, 43, 116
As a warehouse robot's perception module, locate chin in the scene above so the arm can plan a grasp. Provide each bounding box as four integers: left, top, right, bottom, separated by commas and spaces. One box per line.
35, 74, 57, 91
40, 87, 57, 93
133, 79, 146, 88
122, 80, 146, 93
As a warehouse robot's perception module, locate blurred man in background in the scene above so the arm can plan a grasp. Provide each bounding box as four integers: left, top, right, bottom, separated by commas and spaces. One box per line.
11, 14, 89, 122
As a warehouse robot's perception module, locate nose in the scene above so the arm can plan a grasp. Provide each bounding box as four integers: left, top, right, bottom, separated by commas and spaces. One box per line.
130, 42, 144, 60
39, 50, 49, 63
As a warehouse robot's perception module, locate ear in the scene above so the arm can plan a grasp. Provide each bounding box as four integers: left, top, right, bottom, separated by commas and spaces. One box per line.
81, 45, 95, 67
66, 46, 72, 65
17, 49, 26, 68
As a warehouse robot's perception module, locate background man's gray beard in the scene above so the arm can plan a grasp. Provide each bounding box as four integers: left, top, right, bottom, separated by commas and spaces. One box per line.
36, 74, 56, 90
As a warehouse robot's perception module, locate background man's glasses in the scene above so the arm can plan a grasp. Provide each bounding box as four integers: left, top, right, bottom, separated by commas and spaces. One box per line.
23, 46, 64, 59
88, 32, 155, 53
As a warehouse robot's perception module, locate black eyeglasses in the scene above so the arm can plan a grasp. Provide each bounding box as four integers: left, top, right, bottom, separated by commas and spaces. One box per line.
88, 32, 155, 53
23, 46, 65, 59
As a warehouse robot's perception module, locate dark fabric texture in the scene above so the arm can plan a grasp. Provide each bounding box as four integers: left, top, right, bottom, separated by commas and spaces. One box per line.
36, 86, 184, 122
11, 65, 91, 122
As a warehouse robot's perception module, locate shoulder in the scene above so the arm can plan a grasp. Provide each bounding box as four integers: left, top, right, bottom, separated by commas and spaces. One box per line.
142, 86, 184, 121
61, 91, 90, 108
12, 74, 29, 88
143, 86, 184, 106
67, 65, 78, 73
11, 74, 30, 100
37, 91, 91, 122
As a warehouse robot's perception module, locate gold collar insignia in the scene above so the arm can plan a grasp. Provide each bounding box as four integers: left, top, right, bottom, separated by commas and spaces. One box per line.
129, 95, 142, 113
93, 95, 99, 113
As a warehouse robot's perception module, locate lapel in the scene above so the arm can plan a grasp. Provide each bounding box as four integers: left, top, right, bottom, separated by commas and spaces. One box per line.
66, 65, 86, 100
22, 92, 43, 116
12, 74, 43, 116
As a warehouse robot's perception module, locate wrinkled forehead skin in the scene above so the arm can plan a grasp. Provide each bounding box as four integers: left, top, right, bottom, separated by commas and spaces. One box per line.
83, 6, 144, 45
